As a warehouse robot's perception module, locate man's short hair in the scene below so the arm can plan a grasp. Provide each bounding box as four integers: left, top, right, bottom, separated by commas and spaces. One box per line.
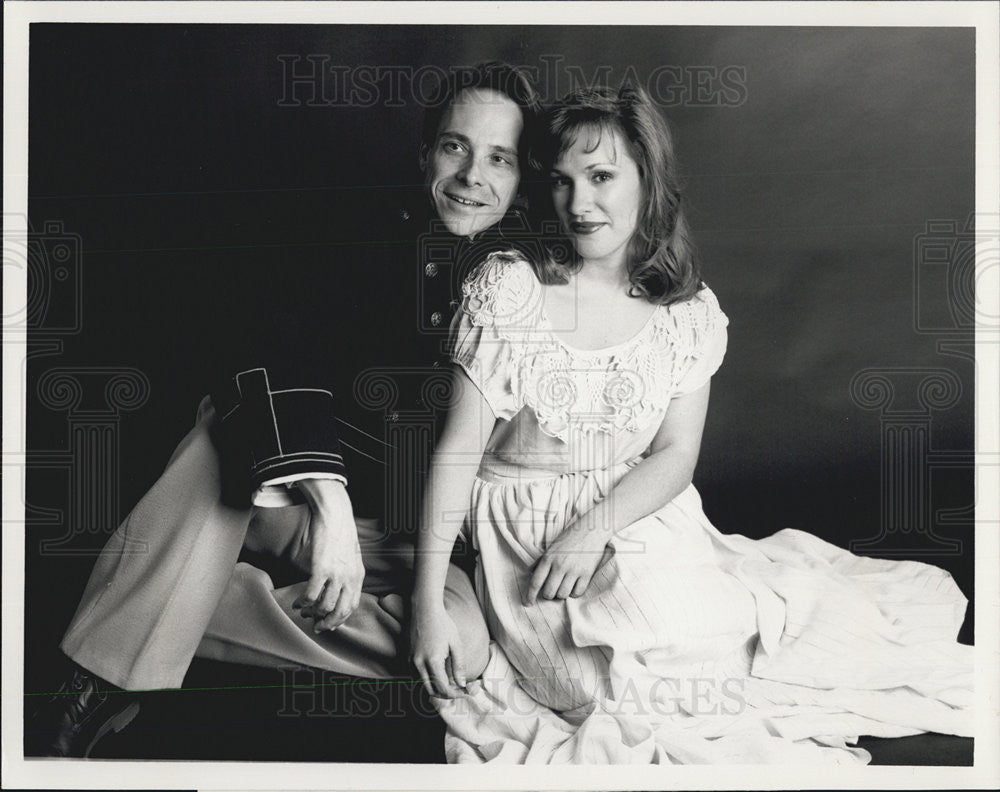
421, 61, 543, 173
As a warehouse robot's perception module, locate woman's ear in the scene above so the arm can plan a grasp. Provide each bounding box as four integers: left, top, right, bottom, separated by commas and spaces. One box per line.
418, 143, 429, 172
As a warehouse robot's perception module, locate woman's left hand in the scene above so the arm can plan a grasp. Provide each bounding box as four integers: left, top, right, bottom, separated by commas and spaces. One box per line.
524, 521, 614, 604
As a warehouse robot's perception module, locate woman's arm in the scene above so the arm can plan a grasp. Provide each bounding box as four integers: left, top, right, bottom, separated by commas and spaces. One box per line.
526, 381, 712, 603
411, 366, 496, 697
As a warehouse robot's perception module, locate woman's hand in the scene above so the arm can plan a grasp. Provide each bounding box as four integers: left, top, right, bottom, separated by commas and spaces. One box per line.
524, 520, 615, 604
410, 601, 469, 699
524, 384, 713, 607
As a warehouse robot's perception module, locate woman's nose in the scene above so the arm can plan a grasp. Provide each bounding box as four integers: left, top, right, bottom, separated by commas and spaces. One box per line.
569, 183, 594, 216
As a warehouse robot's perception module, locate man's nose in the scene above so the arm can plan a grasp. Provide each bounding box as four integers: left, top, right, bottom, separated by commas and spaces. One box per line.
456, 156, 484, 186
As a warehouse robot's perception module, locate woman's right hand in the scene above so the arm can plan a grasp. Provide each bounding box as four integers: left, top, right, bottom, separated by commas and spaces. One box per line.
410, 602, 468, 699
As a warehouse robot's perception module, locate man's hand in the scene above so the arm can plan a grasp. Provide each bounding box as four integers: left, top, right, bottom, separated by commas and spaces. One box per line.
292, 479, 364, 633
525, 520, 615, 605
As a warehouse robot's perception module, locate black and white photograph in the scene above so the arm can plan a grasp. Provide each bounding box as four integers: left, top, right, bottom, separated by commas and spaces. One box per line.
3, 1, 998, 789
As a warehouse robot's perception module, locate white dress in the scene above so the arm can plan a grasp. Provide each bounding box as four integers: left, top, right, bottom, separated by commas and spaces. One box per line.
435, 252, 973, 764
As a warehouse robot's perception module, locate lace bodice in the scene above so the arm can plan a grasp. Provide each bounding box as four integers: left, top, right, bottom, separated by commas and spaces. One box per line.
450, 252, 728, 471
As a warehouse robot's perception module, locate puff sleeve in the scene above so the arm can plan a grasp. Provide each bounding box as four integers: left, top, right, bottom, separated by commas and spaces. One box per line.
672, 287, 730, 396
448, 253, 541, 421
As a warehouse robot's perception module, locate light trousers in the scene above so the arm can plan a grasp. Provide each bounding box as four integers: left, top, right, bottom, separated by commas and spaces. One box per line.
60, 399, 488, 691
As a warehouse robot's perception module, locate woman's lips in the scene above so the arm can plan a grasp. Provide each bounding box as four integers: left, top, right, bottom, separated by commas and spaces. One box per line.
570, 221, 605, 234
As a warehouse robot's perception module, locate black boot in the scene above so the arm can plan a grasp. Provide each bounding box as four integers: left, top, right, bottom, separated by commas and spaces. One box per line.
25, 665, 141, 758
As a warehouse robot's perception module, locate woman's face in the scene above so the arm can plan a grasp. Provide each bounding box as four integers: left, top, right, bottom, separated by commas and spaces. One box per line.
550, 126, 642, 270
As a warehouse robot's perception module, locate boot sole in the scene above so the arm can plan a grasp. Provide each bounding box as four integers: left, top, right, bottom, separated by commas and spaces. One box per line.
83, 700, 141, 758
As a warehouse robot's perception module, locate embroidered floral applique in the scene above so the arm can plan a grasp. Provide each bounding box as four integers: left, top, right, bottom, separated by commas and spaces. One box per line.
461, 252, 727, 442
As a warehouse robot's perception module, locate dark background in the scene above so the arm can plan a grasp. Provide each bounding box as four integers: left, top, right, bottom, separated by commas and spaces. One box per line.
25, 24, 975, 760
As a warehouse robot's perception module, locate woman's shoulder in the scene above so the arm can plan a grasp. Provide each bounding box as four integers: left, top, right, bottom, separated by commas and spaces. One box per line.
460, 250, 542, 328
463, 249, 537, 293
655, 284, 729, 349
662, 284, 727, 322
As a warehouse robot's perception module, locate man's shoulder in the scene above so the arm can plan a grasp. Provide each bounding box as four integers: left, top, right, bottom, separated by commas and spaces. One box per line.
332, 185, 432, 244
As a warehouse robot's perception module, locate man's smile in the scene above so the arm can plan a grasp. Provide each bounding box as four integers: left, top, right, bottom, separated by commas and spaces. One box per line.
445, 191, 488, 208
421, 85, 523, 237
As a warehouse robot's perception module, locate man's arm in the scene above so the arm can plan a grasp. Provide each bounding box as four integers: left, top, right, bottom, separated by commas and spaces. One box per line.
209, 366, 364, 629
210, 367, 349, 508
291, 477, 364, 633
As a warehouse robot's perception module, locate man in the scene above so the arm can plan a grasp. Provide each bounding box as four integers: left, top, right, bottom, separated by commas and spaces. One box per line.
27, 61, 542, 758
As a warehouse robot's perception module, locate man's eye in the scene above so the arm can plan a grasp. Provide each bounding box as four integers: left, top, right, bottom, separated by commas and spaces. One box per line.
491, 154, 513, 166
442, 141, 464, 153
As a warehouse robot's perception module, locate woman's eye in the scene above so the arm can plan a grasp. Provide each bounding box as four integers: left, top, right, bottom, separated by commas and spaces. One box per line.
550, 175, 569, 188
592, 171, 613, 184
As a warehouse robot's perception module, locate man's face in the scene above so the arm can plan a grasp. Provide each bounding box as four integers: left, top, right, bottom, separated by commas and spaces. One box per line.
422, 87, 524, 238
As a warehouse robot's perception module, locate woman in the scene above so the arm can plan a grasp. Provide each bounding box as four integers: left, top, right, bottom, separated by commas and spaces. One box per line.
410, 85, 972, 764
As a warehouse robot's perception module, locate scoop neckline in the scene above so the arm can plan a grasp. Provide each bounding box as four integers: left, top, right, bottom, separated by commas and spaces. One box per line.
538, 300, 661, 356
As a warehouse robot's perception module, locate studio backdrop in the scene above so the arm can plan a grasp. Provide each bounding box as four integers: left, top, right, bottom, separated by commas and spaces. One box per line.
24, 24, 976, 700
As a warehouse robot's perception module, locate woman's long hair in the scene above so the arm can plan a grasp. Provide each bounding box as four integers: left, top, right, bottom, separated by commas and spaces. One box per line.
532, 84, 701, 306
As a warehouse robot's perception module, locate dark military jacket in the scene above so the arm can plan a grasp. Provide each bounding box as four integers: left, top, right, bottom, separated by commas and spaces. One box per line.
210, 185, 535, 527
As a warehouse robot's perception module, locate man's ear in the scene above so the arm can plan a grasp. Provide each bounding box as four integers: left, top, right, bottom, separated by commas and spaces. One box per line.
418, 143, 429, 172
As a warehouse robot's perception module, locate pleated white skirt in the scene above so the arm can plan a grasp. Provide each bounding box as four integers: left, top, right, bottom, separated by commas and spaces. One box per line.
436, 464, 973, 764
